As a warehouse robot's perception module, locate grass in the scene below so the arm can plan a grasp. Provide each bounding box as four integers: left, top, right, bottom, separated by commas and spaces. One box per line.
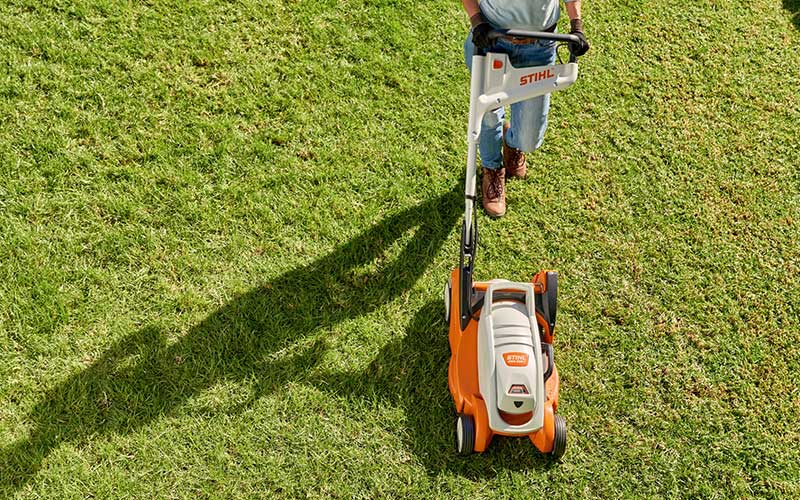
1, 0, 799, 498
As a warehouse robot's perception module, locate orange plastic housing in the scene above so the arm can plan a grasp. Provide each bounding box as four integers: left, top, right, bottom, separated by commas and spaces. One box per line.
447, 268, 560, 453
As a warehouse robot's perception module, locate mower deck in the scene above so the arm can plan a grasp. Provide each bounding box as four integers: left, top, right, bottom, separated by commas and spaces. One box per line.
444, 268, 565, 457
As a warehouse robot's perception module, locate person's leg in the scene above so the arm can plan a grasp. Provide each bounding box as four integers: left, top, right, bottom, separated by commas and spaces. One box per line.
509, 92, 551, 152
464, 32, 515, 217
479, 109, 504, 169
505, 39, 557, 161
464, 32, 505, 169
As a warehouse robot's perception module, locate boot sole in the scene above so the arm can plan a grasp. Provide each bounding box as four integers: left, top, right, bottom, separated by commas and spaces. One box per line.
483, 205, 506, 218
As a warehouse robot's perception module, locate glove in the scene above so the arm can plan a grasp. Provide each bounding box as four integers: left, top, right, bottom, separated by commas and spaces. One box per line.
470, 13, 494, 49
569, 19, 590, 56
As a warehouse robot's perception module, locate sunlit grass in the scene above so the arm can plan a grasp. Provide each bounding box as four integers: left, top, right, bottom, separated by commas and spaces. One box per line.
1, 0, 799, 498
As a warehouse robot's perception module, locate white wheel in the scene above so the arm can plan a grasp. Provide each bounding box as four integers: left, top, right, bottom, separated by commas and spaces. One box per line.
443, 277, 452, 323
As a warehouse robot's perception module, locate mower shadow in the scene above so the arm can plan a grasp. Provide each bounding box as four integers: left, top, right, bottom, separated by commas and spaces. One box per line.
309, 300, 560, 478
0, 189, 462, 493
787, 0, 800, 29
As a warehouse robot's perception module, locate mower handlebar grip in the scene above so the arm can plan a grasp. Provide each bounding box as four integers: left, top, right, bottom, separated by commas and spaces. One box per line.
487, 29, 581, 63
489, 29, 580, 44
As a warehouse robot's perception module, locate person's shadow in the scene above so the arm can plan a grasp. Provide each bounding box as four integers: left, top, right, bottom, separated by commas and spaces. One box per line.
1, 188, 465, 493
787, 0, 800, 29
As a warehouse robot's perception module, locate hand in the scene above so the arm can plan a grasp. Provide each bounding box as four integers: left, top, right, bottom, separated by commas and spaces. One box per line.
569, 19, 590, 56
472, 22, 494, 49
470, 12, 494, 49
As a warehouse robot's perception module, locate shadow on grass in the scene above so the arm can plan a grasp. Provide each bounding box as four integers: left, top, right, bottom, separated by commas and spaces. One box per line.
787, 0, 800, 29
1, 189, 467, 492
2, 186, 556, 491
311, 300, 560, 479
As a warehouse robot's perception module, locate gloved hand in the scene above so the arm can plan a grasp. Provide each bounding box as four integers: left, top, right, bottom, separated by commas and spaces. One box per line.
569, 19, 590, 56
470, 13, 494, 49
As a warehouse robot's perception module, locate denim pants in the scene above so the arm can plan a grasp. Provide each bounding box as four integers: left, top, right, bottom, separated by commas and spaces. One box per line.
464, 32, 557, 169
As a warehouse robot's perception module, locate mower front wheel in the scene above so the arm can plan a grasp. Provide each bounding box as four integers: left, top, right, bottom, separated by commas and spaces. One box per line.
551, 414, 567, 459
455, 414, 475, 455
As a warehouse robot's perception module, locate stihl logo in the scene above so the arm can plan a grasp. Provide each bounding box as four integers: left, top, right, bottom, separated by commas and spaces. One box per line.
520, 69, 555, 86
503, 352, 529, 367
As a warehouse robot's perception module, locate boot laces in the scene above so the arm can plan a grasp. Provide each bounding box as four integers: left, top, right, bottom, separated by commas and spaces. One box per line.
486, 169, 504, 199
508, 148, 525, 170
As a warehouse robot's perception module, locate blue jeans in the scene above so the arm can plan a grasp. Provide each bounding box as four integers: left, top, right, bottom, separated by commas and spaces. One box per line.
464, 33, 557, 169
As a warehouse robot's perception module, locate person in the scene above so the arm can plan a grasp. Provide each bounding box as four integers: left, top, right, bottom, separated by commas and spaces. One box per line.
461, 0, 590, 217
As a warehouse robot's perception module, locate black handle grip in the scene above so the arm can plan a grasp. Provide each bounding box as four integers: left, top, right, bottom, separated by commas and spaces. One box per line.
487, 29, 580, 63
489, 29, 580, 44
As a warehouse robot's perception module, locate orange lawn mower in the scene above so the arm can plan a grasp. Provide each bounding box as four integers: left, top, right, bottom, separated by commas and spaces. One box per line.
443, 29, 583, 458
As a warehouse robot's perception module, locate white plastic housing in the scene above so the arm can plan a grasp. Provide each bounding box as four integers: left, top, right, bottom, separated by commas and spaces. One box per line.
478, 281, 545, 434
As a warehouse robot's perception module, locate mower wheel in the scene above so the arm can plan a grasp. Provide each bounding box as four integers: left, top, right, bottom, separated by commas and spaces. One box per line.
455, 414, 475, 455
443, 277, 452, 324
545, 271, 558, 332
551, 414, 567, 459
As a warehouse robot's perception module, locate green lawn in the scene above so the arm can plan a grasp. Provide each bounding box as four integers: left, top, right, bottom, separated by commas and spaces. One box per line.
1, 0, 799, 498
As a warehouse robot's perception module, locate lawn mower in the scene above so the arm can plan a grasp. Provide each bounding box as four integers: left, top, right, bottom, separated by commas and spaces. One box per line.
443, 29, 583, 458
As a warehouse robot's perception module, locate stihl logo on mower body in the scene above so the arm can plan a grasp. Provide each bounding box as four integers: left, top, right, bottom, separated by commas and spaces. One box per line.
503, 352, 529, 367
520, 69, 555, 86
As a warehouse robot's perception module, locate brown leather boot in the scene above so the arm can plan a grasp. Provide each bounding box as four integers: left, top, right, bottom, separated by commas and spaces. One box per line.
481, 167, 506, 217
503, 122, 527, 178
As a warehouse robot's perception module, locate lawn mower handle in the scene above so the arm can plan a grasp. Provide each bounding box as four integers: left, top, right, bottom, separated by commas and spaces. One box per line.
487, 29, 582, 63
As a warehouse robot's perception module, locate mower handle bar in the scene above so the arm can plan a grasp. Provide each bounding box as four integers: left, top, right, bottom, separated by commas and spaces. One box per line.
486, 29, 582, 62
488, 29, 580, 44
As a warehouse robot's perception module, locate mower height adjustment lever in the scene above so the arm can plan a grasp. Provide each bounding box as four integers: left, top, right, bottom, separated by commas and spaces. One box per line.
541, 342, 554, 381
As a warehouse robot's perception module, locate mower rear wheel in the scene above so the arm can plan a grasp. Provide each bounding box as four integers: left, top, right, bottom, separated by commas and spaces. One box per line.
455, 414, 475, 455
443, 277, 452, 323
551, 414, 567, 459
